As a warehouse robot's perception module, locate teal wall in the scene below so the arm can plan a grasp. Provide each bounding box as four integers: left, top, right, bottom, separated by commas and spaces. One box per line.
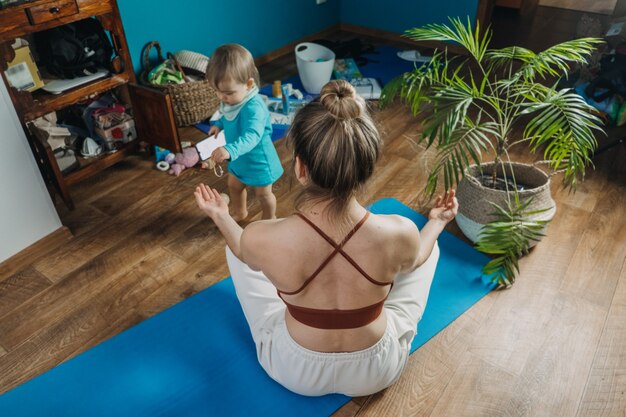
117, 0, 479, 73
340, 0, 478, 34
117, 0, 340, 72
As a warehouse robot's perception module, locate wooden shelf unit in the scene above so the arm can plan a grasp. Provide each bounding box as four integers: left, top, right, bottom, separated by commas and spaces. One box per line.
0, 0, 183, 211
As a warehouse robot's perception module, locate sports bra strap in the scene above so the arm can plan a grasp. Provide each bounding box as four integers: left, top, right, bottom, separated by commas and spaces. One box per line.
278, 211, 389, 296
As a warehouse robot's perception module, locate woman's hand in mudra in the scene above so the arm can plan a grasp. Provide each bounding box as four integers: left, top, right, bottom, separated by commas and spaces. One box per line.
194, 183, 229, 220
429, 190, 458, 224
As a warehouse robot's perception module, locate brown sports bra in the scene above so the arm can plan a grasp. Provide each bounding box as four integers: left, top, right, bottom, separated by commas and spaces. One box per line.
276, 211, 393, 329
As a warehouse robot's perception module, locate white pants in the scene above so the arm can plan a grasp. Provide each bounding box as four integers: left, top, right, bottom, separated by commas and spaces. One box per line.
225, 242, 440, 397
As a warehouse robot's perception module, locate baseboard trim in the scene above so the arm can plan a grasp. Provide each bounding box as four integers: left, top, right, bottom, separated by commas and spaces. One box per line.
254, 24, 340, 67
254, 22, 468, 72
339, 23, 468, 56
0, 226, 72, 280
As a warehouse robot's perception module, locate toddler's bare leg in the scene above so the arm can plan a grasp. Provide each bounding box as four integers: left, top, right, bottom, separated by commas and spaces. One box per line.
228, 174, 248, 221
254, 185, 277, 220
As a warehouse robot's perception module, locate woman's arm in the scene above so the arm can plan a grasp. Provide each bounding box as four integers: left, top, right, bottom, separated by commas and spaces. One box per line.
194, 184, 244, 258
408, 190, 459, 270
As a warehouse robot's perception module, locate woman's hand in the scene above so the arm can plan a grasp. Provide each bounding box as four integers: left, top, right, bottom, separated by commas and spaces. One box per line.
428, 190, 458, 224
208, 125, 221, 137
194, 183, 229, 219
211, 147, 230, 163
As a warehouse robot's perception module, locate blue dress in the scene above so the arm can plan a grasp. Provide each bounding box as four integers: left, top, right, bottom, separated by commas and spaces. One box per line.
214, 94, 284, 187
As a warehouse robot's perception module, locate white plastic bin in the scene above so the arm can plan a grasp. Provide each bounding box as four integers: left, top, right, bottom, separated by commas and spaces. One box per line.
295, 42, 335, 94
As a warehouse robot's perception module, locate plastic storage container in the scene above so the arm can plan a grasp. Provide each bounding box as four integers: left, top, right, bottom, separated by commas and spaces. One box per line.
295, 42, 335, 94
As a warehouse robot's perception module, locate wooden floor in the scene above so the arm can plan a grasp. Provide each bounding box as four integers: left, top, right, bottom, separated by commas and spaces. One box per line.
2, 9, 626, 416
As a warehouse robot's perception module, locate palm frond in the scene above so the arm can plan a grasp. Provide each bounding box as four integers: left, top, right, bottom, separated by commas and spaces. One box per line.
523, 87, 602, 187
425, 119, 497, 196
404, 17, 491, 63
476, 198, 550, 288
485, 46, 537, 70
519, 38, 604, 79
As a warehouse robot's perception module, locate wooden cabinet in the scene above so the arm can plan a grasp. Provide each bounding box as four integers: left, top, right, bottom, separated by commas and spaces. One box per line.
0, 0, 181, 210
495, 0, 538, 15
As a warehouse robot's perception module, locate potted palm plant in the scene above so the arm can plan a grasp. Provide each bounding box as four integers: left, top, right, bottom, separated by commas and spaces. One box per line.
381, 18, 604, 287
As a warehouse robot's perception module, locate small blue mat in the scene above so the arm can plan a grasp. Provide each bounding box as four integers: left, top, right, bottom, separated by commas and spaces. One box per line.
0, 198, 493, 417
197, 46, 419, 140
259, 46, 419, 97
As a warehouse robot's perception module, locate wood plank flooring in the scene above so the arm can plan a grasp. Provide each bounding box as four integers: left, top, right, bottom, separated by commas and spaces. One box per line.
2, 12, 626, 416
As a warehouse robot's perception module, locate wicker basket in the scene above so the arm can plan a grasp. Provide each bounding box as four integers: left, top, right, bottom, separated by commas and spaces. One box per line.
140, 41, 219, 127
455, 162, 557, 246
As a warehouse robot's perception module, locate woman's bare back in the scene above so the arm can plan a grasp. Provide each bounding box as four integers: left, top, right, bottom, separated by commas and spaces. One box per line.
242, 209, 420, 352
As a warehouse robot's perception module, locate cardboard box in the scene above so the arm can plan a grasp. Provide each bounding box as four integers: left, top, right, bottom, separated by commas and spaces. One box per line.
4, 39, 44, 92
95, 118, 137, 150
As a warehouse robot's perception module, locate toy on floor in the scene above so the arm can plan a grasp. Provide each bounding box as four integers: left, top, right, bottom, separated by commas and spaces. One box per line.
168, 147, 199, 176
154, 146, 173, 162
165, 146, 224, 177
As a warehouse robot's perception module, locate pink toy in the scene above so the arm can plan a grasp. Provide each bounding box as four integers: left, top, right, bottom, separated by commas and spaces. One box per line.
168, 147, 200, 176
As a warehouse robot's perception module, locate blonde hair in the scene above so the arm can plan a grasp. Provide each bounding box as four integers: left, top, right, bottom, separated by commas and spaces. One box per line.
206, 44, 260, 88
287, 80, 382, 221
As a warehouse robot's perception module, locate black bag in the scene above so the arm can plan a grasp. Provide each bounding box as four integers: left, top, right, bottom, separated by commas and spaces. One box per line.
34, 18, 113, 79
313, 38, 378, 67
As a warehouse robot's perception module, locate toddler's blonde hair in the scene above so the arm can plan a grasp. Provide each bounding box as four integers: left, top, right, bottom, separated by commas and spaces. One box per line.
206, 44, 260, 88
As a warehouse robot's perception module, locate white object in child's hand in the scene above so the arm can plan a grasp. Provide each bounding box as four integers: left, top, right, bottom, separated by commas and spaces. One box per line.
196, 130, 226, 161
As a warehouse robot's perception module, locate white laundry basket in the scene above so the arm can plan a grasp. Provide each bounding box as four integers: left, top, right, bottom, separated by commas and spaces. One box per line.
295, 42, 335, 94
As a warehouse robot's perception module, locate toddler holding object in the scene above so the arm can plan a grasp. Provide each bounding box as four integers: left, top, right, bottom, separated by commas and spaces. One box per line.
206, 44, 284, 220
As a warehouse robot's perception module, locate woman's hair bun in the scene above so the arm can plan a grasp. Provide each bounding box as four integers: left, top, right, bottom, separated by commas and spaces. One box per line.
319, 80, 362, 120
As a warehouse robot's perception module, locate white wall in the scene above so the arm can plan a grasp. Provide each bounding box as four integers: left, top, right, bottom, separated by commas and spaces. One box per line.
0, 81, 61, 264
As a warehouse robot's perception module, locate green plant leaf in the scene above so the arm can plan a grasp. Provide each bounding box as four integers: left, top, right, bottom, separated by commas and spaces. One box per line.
476, 198, 550, 288
523, 88, 601, 188
388, 17, 605, 200
404, 17, 491, 63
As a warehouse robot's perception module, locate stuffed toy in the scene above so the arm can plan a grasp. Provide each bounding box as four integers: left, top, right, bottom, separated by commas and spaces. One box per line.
154, 146, 173, 162
168, 147, 199, 176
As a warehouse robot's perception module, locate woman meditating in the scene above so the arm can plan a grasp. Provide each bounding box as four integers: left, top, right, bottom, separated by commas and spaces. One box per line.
194, 80, 458, 396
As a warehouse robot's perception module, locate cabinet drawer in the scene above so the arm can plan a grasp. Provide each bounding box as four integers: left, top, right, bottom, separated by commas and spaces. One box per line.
26, 0, 79, 25
0, 8, 30, 37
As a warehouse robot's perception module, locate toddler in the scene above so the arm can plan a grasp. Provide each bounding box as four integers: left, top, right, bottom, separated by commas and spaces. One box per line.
206, 44, 284, 220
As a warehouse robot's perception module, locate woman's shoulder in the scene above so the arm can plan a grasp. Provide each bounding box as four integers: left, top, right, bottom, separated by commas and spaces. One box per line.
241, 217, 296, 250
369, 212, 419, 237
240, 216, 304, 271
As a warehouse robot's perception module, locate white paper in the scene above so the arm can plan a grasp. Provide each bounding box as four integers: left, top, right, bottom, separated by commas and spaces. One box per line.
195, 130, 226, 161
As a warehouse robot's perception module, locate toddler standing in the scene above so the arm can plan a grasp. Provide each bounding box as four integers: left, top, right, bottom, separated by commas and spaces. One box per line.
206, 44, 283, 220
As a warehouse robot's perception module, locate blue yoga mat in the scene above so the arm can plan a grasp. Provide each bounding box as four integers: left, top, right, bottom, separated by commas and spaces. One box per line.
0, 198, 493, 417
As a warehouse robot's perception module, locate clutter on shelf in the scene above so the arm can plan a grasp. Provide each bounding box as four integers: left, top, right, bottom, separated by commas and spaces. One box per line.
27, 91, 137, 175
34, 17, 114, 80
92, 103, 137, 149
4, 38, 44, 92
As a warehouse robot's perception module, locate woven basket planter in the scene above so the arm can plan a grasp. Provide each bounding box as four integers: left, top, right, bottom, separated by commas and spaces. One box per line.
140, 41, 219, 127
455, 162, 556, 246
